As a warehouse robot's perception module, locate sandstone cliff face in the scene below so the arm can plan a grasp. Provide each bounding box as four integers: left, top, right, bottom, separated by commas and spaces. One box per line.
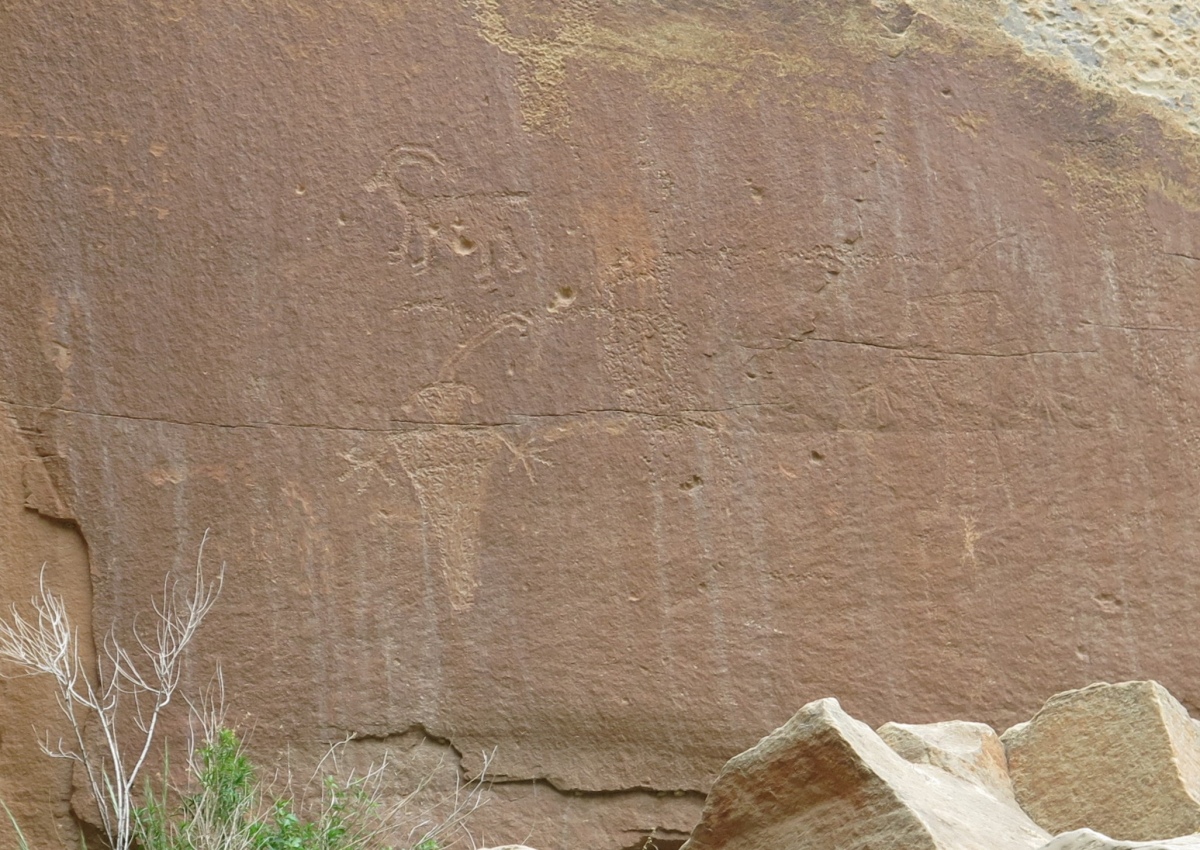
2, 2, 1200, 848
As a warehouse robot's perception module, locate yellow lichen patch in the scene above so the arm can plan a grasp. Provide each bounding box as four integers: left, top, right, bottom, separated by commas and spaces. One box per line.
582, 16, 816, 106
999, 0, 1200, 134
147, 0, 412, 23
460, 0, 597, 132
461, 0, 852, 132
893, 0, 1200, 209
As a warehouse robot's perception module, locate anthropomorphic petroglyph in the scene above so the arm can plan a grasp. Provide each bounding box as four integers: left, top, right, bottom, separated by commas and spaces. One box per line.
340, 313, 549, 611
364, 145, 530, 282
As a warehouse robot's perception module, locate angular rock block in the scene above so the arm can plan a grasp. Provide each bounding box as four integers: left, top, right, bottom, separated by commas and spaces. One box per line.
1040, 829, 1200, 850
879, 719, 1017, 803
1003, 681, 1200, 840
681, 698, 1048, 850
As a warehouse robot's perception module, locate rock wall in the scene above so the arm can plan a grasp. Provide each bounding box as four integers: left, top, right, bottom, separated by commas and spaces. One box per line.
2, 1, 1200, 848
0, 418, 92, 849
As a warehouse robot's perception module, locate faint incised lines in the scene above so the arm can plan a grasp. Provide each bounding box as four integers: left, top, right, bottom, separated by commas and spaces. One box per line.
364, 145, 531, 282
339, 444, 399, 490
89, 184, 170, 220
425, 312, 532, 396
392, 428, 495, 610
780, 243, 851, 296
0, 124, 130, 145
960, 513, 981, 570
598, 250, 689, 414
851, 383, 898, 430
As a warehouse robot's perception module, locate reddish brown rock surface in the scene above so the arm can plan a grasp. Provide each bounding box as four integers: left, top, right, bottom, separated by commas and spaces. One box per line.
3, 2, 1200, 848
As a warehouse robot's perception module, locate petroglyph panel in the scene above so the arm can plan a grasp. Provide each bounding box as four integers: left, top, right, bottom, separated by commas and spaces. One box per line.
365, 145, 532, 282
340, 312, 550, 611
10, 1, 1200, 849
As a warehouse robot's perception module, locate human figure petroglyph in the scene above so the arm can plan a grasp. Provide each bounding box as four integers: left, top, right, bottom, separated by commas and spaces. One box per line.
364, 145, 530, 281
339, 312, 548, 611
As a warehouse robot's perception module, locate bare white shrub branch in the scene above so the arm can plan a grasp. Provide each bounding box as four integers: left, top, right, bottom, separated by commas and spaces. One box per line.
0, 532, 224, 850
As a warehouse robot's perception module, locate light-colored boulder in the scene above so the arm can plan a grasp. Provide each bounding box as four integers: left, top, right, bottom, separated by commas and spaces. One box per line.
879, 719, 1016, 802
1040, 829, 1200, 850
1003, 681, 1200, 840
681, 697, 1049, 850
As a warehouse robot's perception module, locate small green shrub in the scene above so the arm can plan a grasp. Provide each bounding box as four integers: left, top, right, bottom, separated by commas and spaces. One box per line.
135, 726, 481, 850
135, 727, 374, 850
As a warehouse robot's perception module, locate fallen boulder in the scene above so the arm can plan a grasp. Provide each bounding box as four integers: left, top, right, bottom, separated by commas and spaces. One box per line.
1040, 829, 1200, 850
879, 719, 1016, 803
1003, 681, 1200, 840
681, 698, 1049, 850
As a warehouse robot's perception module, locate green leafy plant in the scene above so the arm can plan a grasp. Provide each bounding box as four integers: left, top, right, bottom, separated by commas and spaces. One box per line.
135, 722, 489, 850
0, 534, 491, 850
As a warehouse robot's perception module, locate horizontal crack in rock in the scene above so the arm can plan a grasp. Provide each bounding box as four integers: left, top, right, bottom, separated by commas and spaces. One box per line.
337, 724, 706, 799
